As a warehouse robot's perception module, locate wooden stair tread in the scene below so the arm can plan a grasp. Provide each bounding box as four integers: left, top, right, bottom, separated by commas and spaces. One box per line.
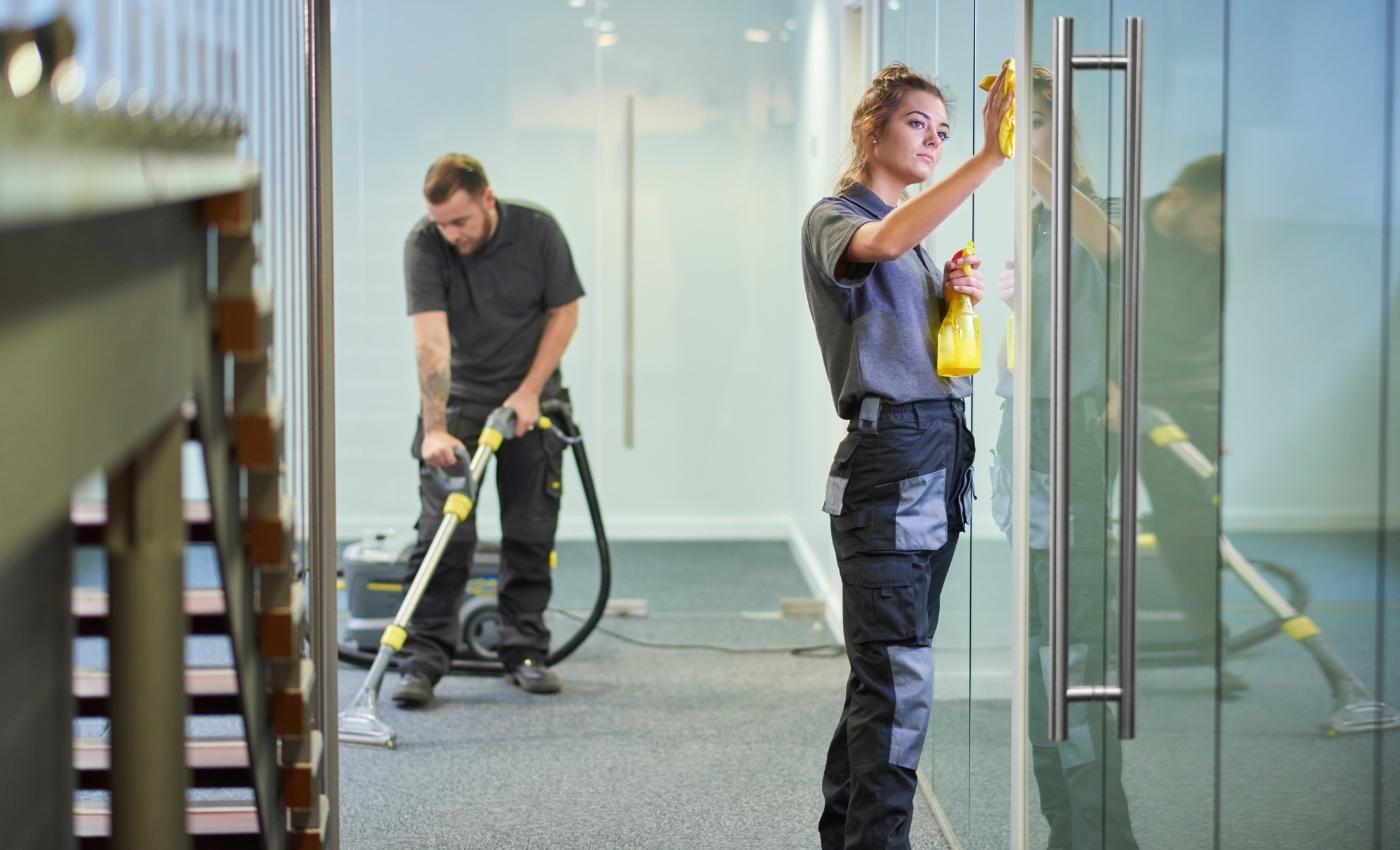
75, 799, 261, 848
74, 667, 242, 716
73, 588, 228, 637
71, 500, 215, 545
74, 737, 253, 790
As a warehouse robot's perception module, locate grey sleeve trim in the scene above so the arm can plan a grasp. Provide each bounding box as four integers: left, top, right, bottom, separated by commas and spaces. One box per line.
806, 201, 875, 288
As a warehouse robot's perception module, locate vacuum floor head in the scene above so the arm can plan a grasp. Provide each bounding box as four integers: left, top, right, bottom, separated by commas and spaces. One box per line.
1327, 698, 1400, 736
339, 707, 396, 748
338, 687, 397, 748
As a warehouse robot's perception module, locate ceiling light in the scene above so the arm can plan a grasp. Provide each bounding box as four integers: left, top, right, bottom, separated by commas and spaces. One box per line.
51, 58, 85, 104
95, 77, 122, 110
126, 87, 150, 116
7, 41, 42, 97
744, 28, 772, 44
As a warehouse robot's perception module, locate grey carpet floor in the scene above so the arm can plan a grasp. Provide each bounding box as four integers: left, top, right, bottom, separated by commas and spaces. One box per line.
335, 540, 949, 850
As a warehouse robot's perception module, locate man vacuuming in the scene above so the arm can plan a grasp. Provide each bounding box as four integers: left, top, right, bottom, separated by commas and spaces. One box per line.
393, 153, 584, 706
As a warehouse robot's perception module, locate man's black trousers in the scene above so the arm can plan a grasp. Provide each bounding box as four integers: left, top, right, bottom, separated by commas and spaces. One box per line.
398, 396, 566, 679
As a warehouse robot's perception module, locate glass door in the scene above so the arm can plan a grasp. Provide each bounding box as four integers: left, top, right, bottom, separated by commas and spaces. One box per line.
881, 2, 1022, 846
1215, 3, 1398, 848
1019, 1, 1226, 848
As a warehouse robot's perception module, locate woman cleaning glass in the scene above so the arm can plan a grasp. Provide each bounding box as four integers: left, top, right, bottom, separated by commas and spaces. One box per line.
800, 61, 1011, 850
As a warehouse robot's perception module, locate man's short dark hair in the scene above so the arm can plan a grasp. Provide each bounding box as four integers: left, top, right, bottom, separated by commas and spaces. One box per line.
1171, 154, 1223, 199
423, 154, 490, 204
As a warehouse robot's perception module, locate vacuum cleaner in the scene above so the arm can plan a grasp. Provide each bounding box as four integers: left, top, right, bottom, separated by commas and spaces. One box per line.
340, 534, 505, 662
338, 399, 611, 748
1139, 405, 1400, 736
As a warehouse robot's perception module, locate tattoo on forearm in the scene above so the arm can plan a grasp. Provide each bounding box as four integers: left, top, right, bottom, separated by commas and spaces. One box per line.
419, 364, 449, 431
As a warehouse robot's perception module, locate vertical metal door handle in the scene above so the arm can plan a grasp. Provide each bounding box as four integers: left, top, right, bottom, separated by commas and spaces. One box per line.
1047, 16, 1145, 743
1117, 16, 1145, 741
1049, 14, 1074, 745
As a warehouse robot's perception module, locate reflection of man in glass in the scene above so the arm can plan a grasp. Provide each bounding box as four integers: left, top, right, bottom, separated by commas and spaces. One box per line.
392, 154, 584, 706
1139, 155, 1226, 671
991, 65, 1139, 850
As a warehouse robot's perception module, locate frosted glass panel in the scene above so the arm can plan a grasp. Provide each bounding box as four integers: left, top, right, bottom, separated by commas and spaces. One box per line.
593, 1, 805, 532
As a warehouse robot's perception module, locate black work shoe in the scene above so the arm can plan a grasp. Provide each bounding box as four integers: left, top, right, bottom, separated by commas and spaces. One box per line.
505, 658, 561, 694
392, 672, 434, 707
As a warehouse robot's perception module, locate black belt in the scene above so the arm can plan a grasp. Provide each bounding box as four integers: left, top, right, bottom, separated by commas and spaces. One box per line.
852, 396, 965, 434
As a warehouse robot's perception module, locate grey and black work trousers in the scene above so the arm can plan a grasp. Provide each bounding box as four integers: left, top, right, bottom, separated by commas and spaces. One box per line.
818, 397, 975, 850
397, 394, 566, 679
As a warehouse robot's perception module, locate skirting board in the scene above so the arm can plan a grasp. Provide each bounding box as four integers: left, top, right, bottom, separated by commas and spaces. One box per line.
785, 517, 843, 644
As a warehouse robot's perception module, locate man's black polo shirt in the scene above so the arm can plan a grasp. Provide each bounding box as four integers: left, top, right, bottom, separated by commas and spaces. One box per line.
404, 199, 585, 405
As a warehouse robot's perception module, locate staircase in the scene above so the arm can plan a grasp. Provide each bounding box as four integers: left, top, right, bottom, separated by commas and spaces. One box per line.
65, 184, 327, 849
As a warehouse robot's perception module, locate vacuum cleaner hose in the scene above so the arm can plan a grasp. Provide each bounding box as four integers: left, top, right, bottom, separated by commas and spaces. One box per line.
336, 400, 612, 676
1138, 558, 1309, 666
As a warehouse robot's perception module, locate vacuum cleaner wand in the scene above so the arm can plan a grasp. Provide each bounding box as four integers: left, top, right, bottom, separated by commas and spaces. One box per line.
1218, 536, 1400, 735
338, 407, 517, 748
1146, 406, 1400, 736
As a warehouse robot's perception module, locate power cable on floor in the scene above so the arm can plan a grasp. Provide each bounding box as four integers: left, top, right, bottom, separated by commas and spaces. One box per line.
549, 607, 844, 658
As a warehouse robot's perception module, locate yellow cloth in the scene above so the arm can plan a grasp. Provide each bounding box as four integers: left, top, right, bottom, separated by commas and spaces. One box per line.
978, 58, 1016, 159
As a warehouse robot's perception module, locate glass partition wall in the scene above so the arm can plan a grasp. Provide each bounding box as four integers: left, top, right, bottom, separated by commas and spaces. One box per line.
327, 2, 1396, 847
889, 1, 1396, 848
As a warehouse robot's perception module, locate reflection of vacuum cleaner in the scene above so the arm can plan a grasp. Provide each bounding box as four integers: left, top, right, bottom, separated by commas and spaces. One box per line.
338, 400, 611, 748
1139, 406, 1400, 736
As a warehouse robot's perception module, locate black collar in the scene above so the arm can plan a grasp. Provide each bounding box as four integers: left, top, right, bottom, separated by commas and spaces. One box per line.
480, 201, 515, 254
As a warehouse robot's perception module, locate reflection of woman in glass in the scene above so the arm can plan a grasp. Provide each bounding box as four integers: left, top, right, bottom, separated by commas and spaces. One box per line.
800, 62, 1011, 849
990, 64, 1138, 850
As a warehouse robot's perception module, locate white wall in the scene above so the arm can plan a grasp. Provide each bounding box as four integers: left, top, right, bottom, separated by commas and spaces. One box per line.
330, 0, 809, 543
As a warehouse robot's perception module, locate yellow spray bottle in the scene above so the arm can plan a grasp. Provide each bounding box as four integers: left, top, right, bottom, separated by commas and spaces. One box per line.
936, 240, 981, 377
1006, 315, 1015, 372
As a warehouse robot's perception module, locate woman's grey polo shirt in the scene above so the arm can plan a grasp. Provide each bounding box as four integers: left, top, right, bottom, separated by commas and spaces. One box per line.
801, 184, 970, 420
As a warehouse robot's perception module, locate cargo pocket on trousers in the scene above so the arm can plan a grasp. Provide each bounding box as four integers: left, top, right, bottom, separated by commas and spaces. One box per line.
956, 466, 975, 532
542, 438, 564, 502
870, 469, 949, 552
530, 434, 565, 536
840, 560, 928, 644
822, 433, 861, 516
